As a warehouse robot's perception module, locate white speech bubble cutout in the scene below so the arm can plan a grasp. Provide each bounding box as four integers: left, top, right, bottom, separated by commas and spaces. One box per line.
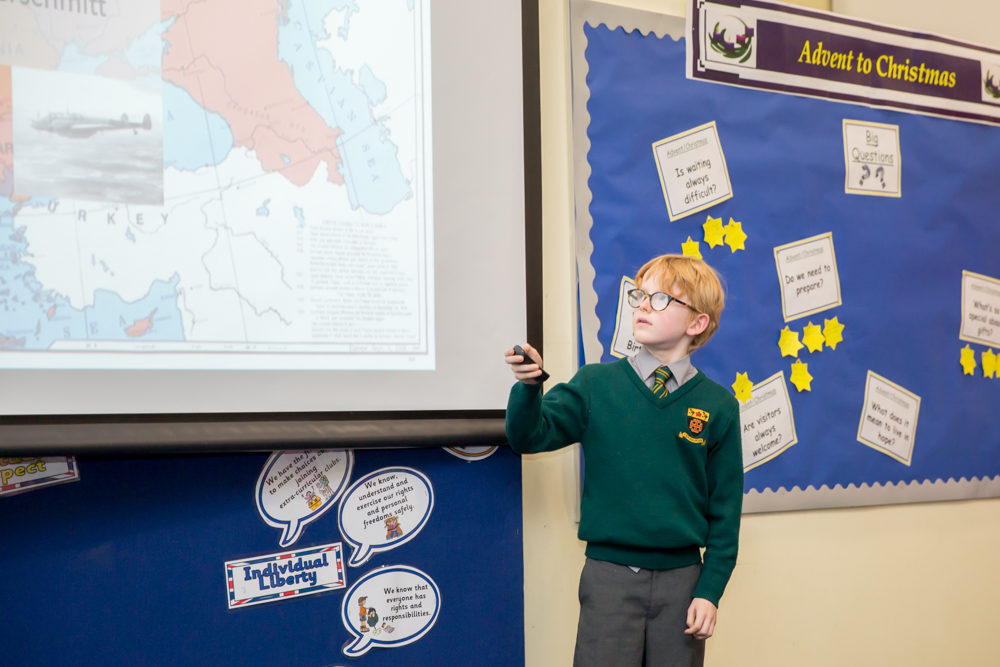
337, 467, 434, 567
255, 450, 354, 548
444, 445, 498, 460
341, 565, 441, 657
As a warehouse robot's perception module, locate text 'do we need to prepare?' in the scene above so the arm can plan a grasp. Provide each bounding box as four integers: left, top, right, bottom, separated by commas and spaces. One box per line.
773, 233, 842, 322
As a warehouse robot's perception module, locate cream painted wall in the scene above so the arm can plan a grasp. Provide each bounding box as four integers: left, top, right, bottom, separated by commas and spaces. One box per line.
833, 0, 1000, 49
525, 0, 1000, 665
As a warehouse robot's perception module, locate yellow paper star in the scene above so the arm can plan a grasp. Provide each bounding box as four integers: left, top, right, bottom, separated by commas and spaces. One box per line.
732, 372, 753, 404
789, 359, 813, 392
778, 326, 804, 358
802, 322, 825, 353
960, 344, 977, 375
681, 236, 703, 260
984, 349, 997, 379
703, 215, 725, 249
723, 218, 747, 252
823, 316, 845, 350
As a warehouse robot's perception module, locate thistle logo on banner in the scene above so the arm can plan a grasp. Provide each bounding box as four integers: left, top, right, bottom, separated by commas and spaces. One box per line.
703, 4, 757, 69
981, 62, 1000, 105
224, 542, 346, 610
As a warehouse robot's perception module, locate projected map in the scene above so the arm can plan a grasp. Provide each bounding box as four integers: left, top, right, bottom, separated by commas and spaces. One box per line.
0, 0, 432, 370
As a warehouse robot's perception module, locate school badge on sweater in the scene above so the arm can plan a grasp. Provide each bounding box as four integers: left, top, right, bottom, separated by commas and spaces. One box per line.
679, 408, 710, 445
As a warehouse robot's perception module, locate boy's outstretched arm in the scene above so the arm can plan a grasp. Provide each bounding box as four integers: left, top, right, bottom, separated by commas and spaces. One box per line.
504, 344, 589, 455
691, 404, 744, 617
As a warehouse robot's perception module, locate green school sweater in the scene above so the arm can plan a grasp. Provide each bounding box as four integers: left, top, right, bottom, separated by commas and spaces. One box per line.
506, 358, 744, 607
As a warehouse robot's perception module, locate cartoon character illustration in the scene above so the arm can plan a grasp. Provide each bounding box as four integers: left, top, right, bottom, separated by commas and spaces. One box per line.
367, 606, 379, 630
385, 515, 404, 539
316, 474, 334, 500
358, 596, 369, 632
305, 490, 321, 510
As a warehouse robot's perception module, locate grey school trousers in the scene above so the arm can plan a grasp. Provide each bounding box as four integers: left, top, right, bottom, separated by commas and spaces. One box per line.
573, 558, 705, 667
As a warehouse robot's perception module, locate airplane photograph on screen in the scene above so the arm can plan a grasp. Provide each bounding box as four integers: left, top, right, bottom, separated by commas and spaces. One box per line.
0, 0, 434, 371
13, 67, 163, 205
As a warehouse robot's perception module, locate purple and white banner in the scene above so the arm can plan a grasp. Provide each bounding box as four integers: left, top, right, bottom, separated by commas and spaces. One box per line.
688, 0, 1000, 125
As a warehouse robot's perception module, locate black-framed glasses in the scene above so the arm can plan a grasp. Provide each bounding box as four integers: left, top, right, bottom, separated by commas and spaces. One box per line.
627, 289, 698, 313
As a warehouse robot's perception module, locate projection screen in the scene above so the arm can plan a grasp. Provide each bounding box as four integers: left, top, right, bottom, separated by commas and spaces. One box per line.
0, 0, 541, 452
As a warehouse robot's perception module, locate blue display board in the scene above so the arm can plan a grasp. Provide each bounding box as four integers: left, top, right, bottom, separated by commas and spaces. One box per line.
578, 18, 1000, 507
0, 447, 524, 666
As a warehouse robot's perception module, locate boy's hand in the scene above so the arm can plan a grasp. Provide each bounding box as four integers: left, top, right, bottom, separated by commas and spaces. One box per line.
685, 598, 717, 640
505, 344, 544, 384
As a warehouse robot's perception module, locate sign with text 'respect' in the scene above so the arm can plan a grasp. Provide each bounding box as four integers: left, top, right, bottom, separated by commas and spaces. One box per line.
0, 457, 79, 497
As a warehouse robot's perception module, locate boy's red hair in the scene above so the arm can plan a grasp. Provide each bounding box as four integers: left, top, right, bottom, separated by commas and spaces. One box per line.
634, 254, 725, 351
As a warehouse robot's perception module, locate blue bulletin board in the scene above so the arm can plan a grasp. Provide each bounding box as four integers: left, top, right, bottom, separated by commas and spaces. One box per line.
570, 1, 1000, 511
0, 447, 524, 666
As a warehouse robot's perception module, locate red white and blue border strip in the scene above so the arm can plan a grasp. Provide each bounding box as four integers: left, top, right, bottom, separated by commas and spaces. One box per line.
225, 542, 346, 610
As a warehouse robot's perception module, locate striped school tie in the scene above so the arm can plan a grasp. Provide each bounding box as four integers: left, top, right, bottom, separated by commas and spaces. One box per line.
651, 366, 672, 398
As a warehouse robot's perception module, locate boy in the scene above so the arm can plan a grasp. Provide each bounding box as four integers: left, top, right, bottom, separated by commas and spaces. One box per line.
505, 254, 743, 667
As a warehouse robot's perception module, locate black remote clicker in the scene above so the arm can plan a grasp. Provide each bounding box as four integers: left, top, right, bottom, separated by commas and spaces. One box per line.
513, 345, 550, 383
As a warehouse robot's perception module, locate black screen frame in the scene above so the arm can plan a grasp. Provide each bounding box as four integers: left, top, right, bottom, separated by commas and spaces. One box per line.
0, 0, 543, 456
